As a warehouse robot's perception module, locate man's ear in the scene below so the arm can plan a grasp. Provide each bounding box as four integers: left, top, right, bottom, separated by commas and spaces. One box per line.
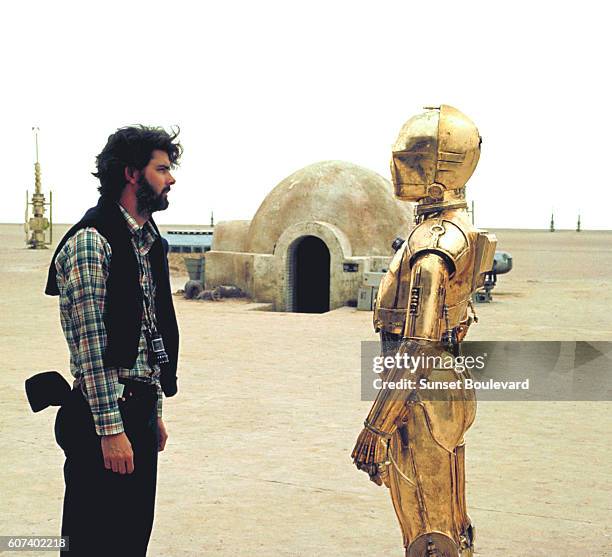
124, 166, 140, 186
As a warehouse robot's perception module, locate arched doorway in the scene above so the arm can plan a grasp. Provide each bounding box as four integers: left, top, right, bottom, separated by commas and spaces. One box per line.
287, 236, 330, 313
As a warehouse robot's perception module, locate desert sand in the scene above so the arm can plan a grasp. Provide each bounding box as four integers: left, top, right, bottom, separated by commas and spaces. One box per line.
1, 224, 611, 556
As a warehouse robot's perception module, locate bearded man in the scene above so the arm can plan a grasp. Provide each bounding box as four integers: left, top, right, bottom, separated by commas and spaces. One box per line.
45, 126, 182, 556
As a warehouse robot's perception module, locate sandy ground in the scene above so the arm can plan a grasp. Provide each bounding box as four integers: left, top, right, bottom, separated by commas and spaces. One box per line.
1, 224, 611, 556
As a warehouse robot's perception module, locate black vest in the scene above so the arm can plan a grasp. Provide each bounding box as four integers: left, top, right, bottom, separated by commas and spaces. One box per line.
45, 197, 179, 397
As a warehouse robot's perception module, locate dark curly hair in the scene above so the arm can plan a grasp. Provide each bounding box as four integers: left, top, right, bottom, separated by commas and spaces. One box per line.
93, 125, 182, 200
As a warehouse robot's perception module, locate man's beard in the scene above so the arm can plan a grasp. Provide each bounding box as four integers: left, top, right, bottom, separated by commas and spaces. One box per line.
135, 174, 169, 216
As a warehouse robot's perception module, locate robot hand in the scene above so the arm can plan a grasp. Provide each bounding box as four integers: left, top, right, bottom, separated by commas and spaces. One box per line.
352, 428, 390, 485
355, 461, 391, 487
356, 462, 384, 486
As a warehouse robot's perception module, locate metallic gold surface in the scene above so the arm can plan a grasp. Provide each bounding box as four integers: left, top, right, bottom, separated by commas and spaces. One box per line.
374, 212, 496, 336
390, 105, 481, 204
404, 253, 449, 341
354, 105, 495, 556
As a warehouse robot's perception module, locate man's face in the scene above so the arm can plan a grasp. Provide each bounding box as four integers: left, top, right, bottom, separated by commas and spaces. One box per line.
135, 149, 176, 216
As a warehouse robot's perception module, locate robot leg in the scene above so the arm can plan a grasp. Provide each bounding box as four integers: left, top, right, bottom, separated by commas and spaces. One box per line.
384, 369, 476, 556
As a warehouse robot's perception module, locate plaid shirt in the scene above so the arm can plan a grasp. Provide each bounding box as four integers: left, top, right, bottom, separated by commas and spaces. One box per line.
55, 204, 163, 436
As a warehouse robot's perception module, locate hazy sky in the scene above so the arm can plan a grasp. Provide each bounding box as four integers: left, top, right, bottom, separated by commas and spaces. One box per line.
4, 1, 610, 229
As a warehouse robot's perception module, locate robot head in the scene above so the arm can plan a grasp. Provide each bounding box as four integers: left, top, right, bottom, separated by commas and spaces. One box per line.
390, 105, 481, 202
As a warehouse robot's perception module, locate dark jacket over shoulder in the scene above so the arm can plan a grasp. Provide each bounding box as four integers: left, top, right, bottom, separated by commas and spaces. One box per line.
45, 197, 179, 397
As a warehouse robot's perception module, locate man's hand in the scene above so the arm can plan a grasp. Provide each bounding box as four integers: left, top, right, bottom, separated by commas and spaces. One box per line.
101, 432, 134, 474
158, 418, 168, 452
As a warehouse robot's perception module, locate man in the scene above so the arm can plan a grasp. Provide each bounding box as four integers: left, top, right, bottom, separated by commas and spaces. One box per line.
45, 126, 182, 556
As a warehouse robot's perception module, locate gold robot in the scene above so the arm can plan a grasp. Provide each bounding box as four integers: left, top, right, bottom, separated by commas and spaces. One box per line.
352, 105, 496, 557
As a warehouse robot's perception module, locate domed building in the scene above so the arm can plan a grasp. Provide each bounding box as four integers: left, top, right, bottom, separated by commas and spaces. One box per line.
205, 160, 414, 312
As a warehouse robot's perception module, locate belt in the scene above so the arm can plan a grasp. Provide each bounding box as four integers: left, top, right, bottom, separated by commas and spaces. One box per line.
118, 378, 157, 400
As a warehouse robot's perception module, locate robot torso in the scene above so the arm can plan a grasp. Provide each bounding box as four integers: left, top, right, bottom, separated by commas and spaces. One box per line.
374, 209, 496, 340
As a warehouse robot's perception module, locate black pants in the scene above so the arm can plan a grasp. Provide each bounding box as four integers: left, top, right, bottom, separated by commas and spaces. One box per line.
55, 384, 159, 556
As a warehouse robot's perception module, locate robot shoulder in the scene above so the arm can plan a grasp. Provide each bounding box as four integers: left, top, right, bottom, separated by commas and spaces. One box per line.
407, 218, 470, 275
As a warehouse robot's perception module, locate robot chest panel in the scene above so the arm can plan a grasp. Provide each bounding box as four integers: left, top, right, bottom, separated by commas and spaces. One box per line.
374, 240, 477, 334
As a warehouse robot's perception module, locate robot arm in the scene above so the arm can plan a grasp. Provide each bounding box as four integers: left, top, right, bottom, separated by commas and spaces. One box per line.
352, 252, 451, 476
